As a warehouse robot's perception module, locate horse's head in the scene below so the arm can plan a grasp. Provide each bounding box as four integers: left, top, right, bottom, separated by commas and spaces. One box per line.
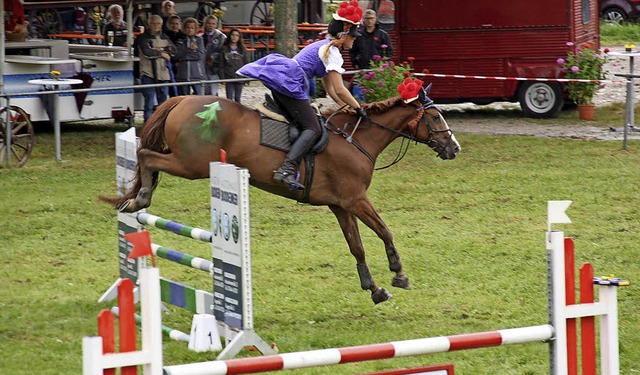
399, 81, 461, 160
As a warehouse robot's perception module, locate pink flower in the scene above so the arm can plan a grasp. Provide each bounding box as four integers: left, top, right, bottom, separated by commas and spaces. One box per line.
571, 66, 579, 73
377, 81, 384, 87
382, 63, 389, 68
557, 58, 565, 65
381, 44, 388, 49
378, 68, 384, 73
373, 55, 382, 61
566, 42, 574, 47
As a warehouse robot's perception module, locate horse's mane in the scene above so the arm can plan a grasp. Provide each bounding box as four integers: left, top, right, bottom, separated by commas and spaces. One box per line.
320, 96, 405, 117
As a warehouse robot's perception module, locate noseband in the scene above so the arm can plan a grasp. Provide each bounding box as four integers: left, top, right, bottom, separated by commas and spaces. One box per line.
414, 100, 454, 156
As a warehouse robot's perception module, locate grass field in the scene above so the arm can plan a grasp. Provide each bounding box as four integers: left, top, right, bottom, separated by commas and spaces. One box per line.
1, 117, 638, 374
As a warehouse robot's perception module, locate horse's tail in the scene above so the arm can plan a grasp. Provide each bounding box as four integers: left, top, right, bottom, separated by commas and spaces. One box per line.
98, 96, 187, 210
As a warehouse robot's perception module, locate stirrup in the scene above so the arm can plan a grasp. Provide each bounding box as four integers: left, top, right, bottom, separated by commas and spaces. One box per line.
273, 171, 305, 189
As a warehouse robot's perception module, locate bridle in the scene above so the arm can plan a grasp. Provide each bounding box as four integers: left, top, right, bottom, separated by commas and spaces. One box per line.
326, 99, 454, 170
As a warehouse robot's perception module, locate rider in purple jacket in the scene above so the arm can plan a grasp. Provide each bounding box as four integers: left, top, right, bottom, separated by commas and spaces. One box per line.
238, 1, 368, 189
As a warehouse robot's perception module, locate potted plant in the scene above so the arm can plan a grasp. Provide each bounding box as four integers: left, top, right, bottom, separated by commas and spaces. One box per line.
354, 55, 413, 103
557, 42, 609, 120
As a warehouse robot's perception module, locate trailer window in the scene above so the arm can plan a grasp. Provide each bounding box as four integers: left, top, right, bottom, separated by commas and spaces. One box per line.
377, 0, 395, 30
358, 0, 374, 10
357, 1, 395, 30
582, 0, 590, 23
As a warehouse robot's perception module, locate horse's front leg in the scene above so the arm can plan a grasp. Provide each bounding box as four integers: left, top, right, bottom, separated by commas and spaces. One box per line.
329, 205, 392, 304
348, 197, 411, 291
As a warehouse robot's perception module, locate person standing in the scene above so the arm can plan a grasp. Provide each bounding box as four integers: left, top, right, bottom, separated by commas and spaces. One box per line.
4, 0, 27, 42
173, 17, 206, 95
238, 0, 366, 188
202, 15, 226, 96
137, 15, 175, 122
164, 15, 185, 97
103, 4, 127, 47
165, 15, 185, 45
219, 28, 250, 103
349, 9, 393, 69
160, 0, 176, 33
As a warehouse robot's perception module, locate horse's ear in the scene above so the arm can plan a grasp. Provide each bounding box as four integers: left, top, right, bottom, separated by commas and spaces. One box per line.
424, 83, 433, 96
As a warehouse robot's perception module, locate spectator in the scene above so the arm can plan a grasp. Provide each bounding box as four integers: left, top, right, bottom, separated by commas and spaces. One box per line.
103, 4, 127, 47
349, 9, 393, 69
165, 15, 186, 45
202, 15, 226, 95
219, 28, 250, 103
4, 0, 27, 42
137, 15, 175, 122
173, 17, 206, 95
164, 15, 185, 96
161, 0, 176, 32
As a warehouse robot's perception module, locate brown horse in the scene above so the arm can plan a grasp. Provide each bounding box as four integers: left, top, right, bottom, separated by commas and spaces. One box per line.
100, 90, 460, 304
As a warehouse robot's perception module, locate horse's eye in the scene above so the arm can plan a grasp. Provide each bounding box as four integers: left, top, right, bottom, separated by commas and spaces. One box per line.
431, 116, 440, 122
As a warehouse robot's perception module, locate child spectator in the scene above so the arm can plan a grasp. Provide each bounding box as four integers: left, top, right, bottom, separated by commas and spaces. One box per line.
219, 28, 250, 103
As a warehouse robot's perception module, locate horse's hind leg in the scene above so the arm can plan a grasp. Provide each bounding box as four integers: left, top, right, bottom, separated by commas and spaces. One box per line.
123, 149, 197, 212
329, 205, 392, 304
348, 197, 411, 291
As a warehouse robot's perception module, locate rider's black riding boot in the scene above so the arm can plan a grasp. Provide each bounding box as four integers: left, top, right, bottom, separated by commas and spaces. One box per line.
273, 129, 318, 188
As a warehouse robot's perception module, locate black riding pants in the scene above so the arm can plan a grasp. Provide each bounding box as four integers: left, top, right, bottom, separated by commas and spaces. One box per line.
271, 90, 321, 137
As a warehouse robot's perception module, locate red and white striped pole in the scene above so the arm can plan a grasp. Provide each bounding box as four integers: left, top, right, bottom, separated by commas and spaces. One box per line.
415, 72, 625, 84
163, 325, 554, 375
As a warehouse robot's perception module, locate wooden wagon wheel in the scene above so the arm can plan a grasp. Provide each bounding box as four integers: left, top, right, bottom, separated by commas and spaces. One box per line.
251, 0, 274, 26
84, 5, 108, 44
194, 2, 217, 25
27, 8, 62, 39
0, 106, 35, 168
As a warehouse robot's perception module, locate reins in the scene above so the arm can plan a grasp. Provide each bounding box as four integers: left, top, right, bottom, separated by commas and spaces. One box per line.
325, 101, 452, 170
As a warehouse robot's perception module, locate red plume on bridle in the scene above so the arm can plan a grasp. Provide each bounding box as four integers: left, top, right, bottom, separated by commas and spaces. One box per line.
397, 78, 426, 129
397, 78, 424, 104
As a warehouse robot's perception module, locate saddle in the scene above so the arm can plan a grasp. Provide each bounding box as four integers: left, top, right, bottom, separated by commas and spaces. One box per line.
257, 94, 329, 202
257, 94, 329, 154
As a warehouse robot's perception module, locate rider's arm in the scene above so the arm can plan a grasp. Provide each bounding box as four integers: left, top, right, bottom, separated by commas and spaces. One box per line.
323, 71, 361, 110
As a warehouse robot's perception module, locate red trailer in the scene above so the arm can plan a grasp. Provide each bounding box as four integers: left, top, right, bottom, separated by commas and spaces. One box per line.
359, 0, 600, 118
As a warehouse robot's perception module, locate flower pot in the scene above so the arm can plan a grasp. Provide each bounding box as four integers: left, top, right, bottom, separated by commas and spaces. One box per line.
578, 104, 595, 121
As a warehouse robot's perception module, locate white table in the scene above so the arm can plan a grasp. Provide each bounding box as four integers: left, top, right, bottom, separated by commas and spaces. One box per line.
28, 78, 83, 161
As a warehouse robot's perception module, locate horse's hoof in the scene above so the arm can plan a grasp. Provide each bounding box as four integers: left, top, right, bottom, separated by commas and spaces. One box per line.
392, 275, 411, 290
117, 199, 137, 213
371, 288, 393, 304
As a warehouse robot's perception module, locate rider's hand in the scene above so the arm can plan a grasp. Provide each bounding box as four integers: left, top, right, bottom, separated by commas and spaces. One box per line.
355, 107, 369, 121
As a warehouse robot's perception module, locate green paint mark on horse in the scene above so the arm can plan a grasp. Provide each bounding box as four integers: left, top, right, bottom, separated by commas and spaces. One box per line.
195, 101, 223, 143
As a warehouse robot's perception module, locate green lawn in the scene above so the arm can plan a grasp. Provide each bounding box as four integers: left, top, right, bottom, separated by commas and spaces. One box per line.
0, 122, 638, 374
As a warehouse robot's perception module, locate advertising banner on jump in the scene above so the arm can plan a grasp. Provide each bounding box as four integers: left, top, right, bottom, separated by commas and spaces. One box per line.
210, 162, 252, 330
116, 128, 143, 283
